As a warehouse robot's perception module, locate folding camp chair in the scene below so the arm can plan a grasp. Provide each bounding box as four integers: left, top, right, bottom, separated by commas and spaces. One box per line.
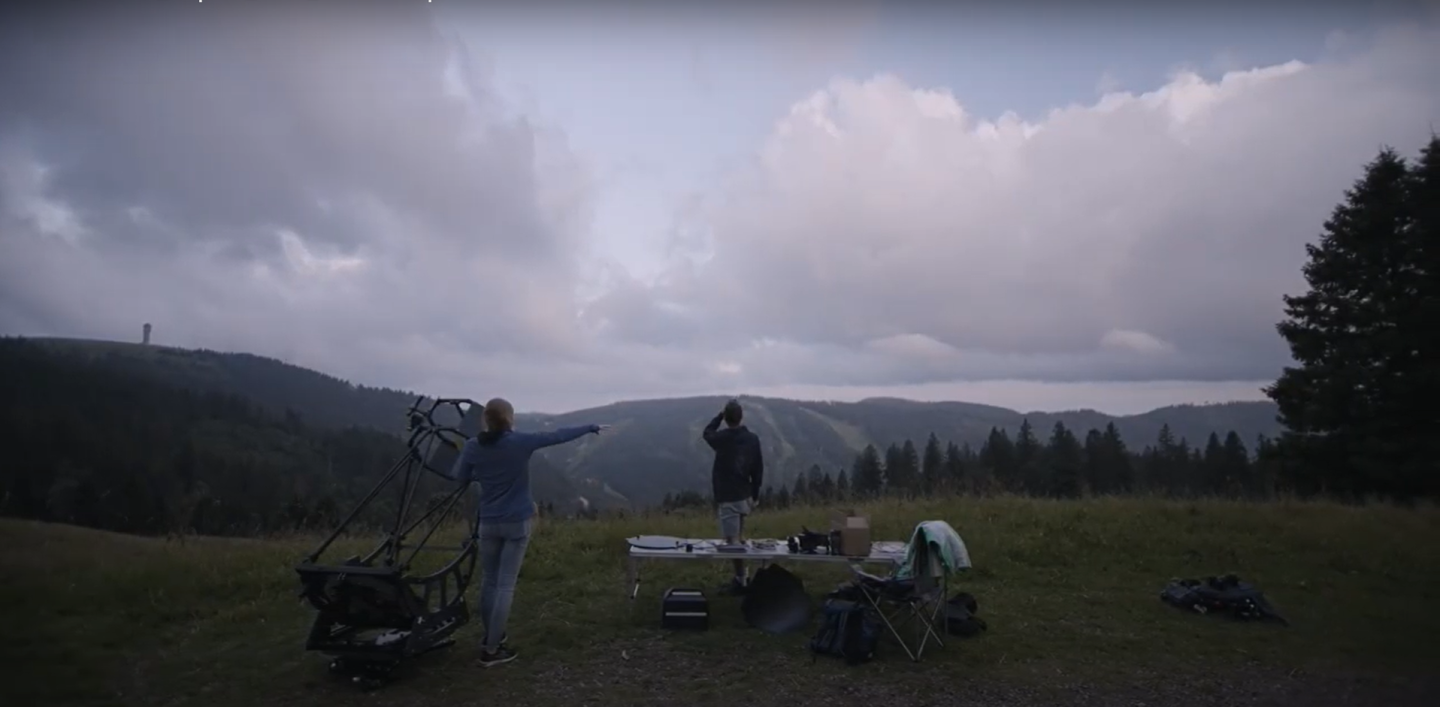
846, 532, 949, 661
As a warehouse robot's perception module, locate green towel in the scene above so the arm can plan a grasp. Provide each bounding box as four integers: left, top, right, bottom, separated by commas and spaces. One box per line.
894, 520, 971, 580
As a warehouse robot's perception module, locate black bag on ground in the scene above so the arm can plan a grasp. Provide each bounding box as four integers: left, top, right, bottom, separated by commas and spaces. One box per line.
944, 591, 988, 637
809, 597, 879, 665
1160, 574, 1289, 626
741, 564, 812, 634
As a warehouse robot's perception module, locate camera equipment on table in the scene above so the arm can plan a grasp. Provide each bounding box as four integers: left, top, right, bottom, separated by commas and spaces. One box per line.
786, 526, 840, 555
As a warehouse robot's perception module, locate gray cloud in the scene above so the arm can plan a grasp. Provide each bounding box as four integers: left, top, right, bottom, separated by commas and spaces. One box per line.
1, 4, 1438, 413
592, 21, 1440, 389
0, 1, 594, 382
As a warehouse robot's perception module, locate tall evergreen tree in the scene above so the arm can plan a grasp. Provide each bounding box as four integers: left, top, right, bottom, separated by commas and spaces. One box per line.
921, 433, 944, 496
1264, 142, 1436, 500
978, 427, 1014, 492
1202, 432, 1226, 494
1013, 419, 1042, 494
898, 439, 921, 497
882, 443, 904, 496
1045, 422, 1083, 498
943, 441, 967, 494
1082, 429, 1105, 496
851, 444, 884, 498
806, 464, 825, 500
1220, 431, 1252, 497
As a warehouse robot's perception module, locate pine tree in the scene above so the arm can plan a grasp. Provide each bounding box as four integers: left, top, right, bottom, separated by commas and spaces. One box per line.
1264, 142, 1436, 500
1100, 423, 1133, 493
1221, 431, 1252, 497
1203, 432, 1225, 495
806, 464, 825, 501
1014, 419, 1042, 494
1082, 429, 1105, 496
943, 441, 966, 495
836, 468, 850, 499
851, 445, 884, 498
978, 427, 1014, 493
883, 443, 903, 496
792, 474, 809, 505
921, 433, 944, 496
899, 439, 921, 497
1045, 421, 1083, 498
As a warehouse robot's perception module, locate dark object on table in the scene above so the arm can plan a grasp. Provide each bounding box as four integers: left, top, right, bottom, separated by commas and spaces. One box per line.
294, 397, 484, 691
786, 526, 835, 555
741, 564, 812, 634
944, 591, 988, 637
661, 588, 710, 630
1160, 574, 1289, 626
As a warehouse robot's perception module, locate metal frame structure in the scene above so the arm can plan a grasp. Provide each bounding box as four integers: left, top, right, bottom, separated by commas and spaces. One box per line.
293, 396, 482, 690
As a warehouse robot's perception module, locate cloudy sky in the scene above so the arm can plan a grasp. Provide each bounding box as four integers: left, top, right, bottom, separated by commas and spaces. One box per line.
2, 0, 1438, 415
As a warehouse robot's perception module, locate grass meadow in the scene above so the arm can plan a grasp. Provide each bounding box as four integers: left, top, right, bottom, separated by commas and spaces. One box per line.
2, 495, 1438, 706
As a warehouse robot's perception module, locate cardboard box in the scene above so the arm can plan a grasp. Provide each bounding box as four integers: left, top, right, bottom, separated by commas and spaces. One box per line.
830, 509, 871, 557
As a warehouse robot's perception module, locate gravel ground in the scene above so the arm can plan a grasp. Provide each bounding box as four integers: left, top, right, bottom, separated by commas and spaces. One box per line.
273, 635, 1437, 707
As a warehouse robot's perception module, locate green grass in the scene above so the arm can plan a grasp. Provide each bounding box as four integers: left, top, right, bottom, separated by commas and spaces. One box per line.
3, 496, 1438, 707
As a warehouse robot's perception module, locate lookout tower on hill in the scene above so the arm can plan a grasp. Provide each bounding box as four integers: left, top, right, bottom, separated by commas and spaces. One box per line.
142, 322, 152, 345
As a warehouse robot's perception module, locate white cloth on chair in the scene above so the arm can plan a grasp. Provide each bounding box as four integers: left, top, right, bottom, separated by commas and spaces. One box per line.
895, 520, 971, 580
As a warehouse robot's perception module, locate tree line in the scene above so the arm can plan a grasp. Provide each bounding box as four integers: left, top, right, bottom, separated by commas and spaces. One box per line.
661, 419, 1272, 511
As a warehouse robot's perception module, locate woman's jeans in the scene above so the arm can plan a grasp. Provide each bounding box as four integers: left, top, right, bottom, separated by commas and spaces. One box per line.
477, 517, 533, 652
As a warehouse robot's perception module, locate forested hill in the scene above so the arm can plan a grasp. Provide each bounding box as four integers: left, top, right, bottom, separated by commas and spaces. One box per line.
23, 337, 429, 435
0, 337, 585, 536
7, 336, 1282, 512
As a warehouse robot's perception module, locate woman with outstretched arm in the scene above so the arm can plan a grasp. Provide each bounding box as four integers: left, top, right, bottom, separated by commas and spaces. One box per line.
447, 397, 609, 667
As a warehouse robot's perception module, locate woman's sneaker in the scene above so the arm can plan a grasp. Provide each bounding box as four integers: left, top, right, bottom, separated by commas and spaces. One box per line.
478, 645, 516, 667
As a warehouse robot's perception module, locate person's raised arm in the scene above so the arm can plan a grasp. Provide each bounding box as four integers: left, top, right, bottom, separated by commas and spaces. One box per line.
749, 437, 764, 502
701, 412, 724, 450
512, 424, 607, 451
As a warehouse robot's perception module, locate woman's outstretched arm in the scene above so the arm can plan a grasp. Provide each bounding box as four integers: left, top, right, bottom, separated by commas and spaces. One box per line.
512, 424, 608, 450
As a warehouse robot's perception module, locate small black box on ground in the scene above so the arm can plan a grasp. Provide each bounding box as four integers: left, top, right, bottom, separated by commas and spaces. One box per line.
661, 588, 709, 630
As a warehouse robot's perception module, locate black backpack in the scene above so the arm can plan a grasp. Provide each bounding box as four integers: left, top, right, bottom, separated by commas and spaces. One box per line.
944, 592, 988, 637
809, 598, 879, 665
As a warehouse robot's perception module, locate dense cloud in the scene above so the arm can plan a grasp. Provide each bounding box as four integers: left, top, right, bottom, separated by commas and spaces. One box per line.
0, 1, 594, 388
1, 3, 1438, 412
590, 22, 1440, 388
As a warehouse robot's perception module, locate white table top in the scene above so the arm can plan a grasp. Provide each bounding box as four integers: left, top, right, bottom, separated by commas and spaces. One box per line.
626, 536, 907, 563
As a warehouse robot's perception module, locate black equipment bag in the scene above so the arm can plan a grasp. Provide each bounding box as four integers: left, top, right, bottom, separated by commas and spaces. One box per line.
944, 591, 988, 637
1160, 574, 1289, 626
809, 597, 878, 665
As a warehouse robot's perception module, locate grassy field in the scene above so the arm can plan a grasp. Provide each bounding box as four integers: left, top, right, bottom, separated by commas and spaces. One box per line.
3, 496, 1438, 707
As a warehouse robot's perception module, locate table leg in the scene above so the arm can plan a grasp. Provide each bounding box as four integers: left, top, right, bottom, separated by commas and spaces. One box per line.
627, 556, 640, 600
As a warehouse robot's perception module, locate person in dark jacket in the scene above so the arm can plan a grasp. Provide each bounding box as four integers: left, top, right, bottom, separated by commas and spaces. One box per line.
702, 398, 764, 591
449, 397, 609, 667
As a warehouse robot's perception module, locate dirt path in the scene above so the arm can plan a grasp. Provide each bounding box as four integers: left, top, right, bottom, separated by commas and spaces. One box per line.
257, 635, 1438, 707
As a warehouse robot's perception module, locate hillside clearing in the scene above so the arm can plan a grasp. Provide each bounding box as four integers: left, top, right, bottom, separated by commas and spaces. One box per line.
4, 496, 1438, 707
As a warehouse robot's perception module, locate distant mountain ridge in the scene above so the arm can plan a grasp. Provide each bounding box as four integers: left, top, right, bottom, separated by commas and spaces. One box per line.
21, 336, 1282, 508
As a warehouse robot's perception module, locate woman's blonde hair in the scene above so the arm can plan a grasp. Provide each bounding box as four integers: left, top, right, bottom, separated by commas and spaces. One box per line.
483, 397, 515, 433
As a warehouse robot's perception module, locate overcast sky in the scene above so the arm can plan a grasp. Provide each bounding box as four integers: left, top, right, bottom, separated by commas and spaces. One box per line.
2, 0, 1438, 415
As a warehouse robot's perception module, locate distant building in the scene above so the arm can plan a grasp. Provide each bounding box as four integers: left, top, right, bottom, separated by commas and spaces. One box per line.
142, 323, 152, 345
